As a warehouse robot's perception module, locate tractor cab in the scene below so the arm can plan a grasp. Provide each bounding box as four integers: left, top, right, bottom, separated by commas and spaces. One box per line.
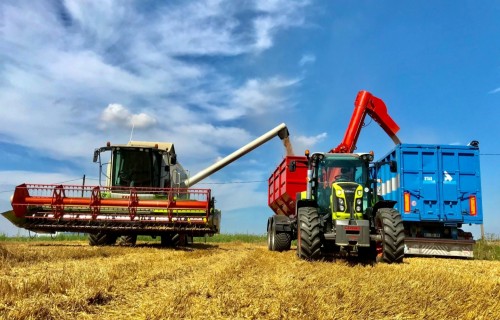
309, 152, 374, 221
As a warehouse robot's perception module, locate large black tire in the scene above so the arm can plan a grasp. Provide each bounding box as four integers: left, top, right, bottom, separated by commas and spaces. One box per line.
375, 208, 405, 263
117, 235, 137, 246
274, 232, 292, 252
161, 233, 180, 247
297, 207, 322, 260
88, 232, 117, 246
267, 218, 275, 251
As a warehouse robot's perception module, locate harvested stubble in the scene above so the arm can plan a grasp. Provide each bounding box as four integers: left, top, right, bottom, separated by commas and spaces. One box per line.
0, 240, 499, 319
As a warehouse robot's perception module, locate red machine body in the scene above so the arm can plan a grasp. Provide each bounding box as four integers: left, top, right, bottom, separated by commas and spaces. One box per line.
8, 184, 214, 235
268, 90, 401, 217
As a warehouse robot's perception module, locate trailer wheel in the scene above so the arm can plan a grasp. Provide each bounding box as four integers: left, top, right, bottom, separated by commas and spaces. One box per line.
117, 235, 137, 246
267, 217, 275, 251
375, 208, 405, 263
297, 207, 322, 260
274, 232, 292, 252
88, 232, 117, 246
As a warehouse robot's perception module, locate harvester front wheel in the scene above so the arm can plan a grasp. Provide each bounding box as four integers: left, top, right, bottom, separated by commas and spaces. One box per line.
117, 235, 137, 246
375, 208, 405, 263
88, 232, 117, 246
297, 207, 322, 260
161, 233, 180, 247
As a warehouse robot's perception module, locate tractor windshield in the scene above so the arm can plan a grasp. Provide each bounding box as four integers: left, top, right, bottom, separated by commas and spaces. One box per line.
315, 156, 368, 213
317, 156, 367, 186
112, 148, 162, 188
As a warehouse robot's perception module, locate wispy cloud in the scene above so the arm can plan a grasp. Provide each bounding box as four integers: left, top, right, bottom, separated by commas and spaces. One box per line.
488, 87, 500, 94
0, 0, 311, 169
293, 132, 328, 153
299, 54, 316, 66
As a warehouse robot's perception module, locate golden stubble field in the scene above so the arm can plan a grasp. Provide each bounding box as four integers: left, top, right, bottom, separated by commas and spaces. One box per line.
1, 240, 499, 320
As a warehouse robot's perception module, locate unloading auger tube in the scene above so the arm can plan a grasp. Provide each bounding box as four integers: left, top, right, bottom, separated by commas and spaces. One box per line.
182, 122, 290, 188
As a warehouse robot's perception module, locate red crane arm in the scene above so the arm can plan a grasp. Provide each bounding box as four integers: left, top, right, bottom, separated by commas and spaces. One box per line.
329, 90, 401, 153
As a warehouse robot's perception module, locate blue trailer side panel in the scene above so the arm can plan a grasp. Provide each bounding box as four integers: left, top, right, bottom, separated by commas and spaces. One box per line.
375, 144, 483, 225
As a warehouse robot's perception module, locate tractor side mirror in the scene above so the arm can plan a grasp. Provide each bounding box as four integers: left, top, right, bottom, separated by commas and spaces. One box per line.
93, 150, 99, 163
289, 161, 296, 172
389, 161, 397, 173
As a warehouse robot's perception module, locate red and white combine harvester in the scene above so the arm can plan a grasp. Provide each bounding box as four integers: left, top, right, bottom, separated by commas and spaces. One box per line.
3, 124, 290, 246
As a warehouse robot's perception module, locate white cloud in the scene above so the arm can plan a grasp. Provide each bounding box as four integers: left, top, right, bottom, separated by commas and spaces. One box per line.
299, 54, 316, 66
293, 132, 328, 152
488, 87, 500, 94
101, 103, 157, 129
213, 77, 301, 121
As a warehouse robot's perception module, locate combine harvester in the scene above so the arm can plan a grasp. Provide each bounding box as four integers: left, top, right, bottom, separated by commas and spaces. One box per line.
267, 90, 482, 261
3, 124, 291, 246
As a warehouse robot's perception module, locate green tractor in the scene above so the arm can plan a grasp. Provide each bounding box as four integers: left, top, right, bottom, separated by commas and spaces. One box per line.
286, 151, 404, 263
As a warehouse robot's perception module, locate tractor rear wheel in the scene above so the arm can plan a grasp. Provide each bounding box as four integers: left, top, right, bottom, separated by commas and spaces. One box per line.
297, 207, 322, 260
375, 208, 405, 263
117, 235, 137, 246
88, 232, 117, 246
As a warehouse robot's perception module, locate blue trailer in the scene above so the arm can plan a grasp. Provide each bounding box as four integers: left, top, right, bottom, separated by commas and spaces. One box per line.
373, 143, 482, 258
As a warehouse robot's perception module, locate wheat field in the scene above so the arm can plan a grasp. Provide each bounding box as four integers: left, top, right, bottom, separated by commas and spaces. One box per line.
0, 239, 499, 320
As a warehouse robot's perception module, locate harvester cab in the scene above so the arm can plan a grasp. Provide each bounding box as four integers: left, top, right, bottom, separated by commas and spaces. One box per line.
93, 141, 179, 190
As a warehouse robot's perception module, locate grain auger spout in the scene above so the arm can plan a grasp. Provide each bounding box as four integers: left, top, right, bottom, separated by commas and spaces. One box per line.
182, 123, 290, 188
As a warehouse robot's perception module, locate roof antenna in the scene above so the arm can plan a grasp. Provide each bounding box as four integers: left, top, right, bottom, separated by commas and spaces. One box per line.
129, 122, 135, 143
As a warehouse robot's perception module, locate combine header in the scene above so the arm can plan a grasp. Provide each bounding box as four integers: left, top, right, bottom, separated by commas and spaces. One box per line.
3, 123, 290, 246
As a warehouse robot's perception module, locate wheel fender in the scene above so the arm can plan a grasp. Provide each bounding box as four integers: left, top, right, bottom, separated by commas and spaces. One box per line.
273, 215, 292, 233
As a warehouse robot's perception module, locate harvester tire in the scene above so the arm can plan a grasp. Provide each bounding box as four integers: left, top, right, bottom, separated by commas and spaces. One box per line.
161, 233, 180, 247
88, 232, 117, 246
375, 208, 405, 263
117, 235, 137, 246
297, 207, 322, 260
274, 232, 292, 252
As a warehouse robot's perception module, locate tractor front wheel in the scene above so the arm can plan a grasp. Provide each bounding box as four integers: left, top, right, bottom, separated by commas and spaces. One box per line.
375, 208, 405, 263
297, 207, 322, 260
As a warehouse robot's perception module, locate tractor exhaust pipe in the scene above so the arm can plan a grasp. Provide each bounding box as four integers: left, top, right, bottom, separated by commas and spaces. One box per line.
183, 123, 290, 188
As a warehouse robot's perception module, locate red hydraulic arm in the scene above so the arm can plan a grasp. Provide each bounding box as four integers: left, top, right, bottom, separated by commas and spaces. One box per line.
330, 90, 401, 153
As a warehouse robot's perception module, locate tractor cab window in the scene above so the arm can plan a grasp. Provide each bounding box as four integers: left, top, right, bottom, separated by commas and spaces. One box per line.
318, 158, 366, 186
112, 148, 160, 188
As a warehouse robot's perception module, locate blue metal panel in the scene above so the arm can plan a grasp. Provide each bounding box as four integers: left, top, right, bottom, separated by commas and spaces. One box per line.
373, 144, 482, 224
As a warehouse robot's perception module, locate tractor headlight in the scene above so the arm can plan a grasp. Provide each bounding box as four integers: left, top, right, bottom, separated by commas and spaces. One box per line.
356, 190, 363, 197
356, 199, 362, 205
336, 190, 343, 196
339, 198, 344, 205
339, 205, 345, 211
356, 206, 362, 212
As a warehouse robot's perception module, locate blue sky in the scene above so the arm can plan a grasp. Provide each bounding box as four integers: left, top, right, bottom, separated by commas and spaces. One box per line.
0, 1, 499, 237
